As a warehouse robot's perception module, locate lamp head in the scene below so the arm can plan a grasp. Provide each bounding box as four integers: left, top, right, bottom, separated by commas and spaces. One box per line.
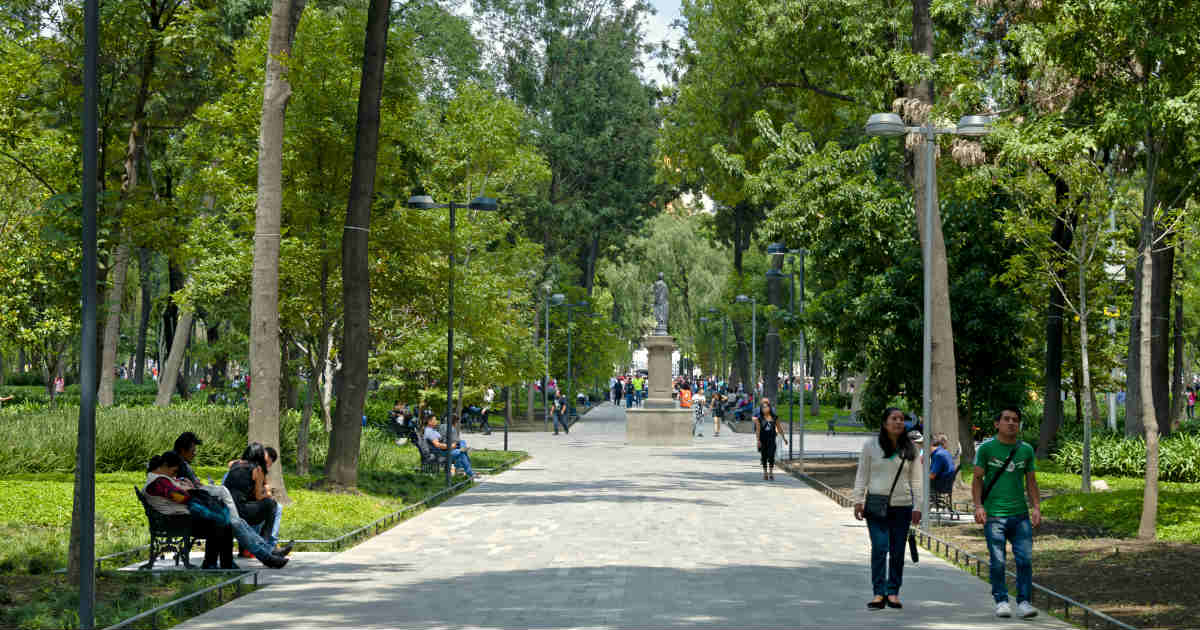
765, 269, 785, 279
469, 195, 499, 211
767, 242, 787, 256
735, 295, 750, 303
550, 293, 566, 305
407, 194, 438, 209
955, 114, 993, 137
699, 316, 709, 323
865, 112, 907, 137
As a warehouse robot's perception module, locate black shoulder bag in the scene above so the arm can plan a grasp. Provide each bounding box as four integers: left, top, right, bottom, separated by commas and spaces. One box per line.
864, 456, 906, 520
981, 441, 1022, 505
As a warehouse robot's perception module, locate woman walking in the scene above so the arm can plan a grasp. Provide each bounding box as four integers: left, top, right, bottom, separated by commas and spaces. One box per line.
753, 398, 787, 480
852, 407, 923, 610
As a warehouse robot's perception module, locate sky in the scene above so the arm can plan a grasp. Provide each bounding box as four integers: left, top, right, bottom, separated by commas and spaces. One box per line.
641, 0, 683, 87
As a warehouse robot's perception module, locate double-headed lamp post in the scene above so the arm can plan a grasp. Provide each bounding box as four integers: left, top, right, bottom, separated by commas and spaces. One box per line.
735, 295, 757, 395
407, 193, 499, 486
865, 112, 991, 529
698, 316, 710, 378
766, 243, 806, 467
708, 307, 727, 385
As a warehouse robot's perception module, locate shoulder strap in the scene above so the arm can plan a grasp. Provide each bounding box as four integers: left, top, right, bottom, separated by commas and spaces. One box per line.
981, 441, 1022, 504
885, 456, 906, 506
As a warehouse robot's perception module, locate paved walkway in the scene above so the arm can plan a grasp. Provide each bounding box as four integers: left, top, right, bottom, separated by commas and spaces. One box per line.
178, 402, 1070, 629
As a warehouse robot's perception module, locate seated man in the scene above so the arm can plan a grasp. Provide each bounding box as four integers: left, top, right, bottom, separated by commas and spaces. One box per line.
929, 432, 958, 492
423, 415, 476, 478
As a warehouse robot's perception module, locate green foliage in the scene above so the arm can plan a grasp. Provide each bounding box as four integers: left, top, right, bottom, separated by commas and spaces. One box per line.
1052, 434, 1200, 483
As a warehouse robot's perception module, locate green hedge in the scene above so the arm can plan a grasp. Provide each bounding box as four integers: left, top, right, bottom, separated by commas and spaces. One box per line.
0, 402, 423, 475
1051, 433, 1200, 483
0, 382, 162, 407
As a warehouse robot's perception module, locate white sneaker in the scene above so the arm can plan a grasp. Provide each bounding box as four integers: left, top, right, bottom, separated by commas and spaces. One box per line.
995, 601, 1012, 618
1017, 601, 1038, 618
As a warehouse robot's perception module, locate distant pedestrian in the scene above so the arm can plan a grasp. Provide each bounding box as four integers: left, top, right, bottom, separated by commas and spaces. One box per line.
974, 407, 1040, 619
753, 398, 787, 480
1188, 387, 1195, 420
553, 393, 569, 435
624, 378, 634, 409
852, 407, 923, 610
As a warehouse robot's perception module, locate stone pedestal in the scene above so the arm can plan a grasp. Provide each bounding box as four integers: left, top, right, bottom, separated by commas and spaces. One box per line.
626, 334, 693, 445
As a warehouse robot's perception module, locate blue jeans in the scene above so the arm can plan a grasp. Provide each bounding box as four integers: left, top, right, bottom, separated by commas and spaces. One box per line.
437, 444, 474, 477
625, 393, 633, 408
866, 505, 912, 596
984, 515, 1033, 604
554, 412, 569, 433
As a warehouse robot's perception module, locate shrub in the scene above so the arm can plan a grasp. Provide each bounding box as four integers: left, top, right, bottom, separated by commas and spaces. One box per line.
1052, 433, 1200, 482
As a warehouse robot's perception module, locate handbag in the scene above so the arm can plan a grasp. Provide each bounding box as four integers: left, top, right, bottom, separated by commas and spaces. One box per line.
864, 456, 906, 520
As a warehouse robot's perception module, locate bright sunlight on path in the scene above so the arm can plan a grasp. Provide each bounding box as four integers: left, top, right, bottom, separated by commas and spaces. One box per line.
177, 402, 1071, 629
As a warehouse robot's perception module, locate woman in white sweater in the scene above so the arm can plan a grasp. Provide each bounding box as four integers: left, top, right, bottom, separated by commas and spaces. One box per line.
852, 407, 924, 610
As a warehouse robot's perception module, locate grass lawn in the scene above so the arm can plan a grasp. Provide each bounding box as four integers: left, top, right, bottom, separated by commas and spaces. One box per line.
0, 444, 525, 629
794, 457, 1200, 629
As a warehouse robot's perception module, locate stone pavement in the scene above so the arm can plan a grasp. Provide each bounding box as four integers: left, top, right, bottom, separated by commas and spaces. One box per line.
177, 402, 1071, 629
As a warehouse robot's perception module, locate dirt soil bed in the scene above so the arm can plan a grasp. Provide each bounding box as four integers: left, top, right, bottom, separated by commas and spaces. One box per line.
783, 458, 1200, 630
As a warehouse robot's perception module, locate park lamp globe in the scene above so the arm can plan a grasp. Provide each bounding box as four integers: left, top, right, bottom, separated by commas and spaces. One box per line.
550, 293, 566, 306
865, 112, 907, 137
955, 114, 992, 137
735, 294, 751, 304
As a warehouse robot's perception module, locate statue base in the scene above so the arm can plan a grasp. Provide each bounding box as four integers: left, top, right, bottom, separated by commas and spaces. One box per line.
626, 404, 694, 445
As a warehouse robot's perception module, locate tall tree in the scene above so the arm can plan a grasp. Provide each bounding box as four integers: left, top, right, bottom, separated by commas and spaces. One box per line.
327, 0, 390, 489
249, 0, 306, 503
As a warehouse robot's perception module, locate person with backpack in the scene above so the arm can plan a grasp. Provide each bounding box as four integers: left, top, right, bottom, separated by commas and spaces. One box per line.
973, 407, 1040, 619
852, 407, 922, 610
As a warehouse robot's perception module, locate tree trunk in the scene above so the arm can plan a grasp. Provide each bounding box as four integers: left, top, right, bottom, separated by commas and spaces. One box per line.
134, 248, 152, 384
1138, 243, 1159, 539
1126, 253, 1144, 437
327, 0, 389, 488
281, 334, 298, 411
731, 318, 750, 393
298, 365, 315, 476
1170, 286, 1185, 431
248, 0, 306, 506
905, 0, 960, 460
1078, 246, 1093, 492
1151, 245, 1173, 436
1038, 208, 1072, 457
98, 243, 131, 405
207, 322, 227, 389
322, 334, 335, 431
156, 309, 194, 406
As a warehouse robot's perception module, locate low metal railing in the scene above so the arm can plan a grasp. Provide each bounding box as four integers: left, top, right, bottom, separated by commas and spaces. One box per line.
794, 472, 1138, 630
104, 570, 259, 630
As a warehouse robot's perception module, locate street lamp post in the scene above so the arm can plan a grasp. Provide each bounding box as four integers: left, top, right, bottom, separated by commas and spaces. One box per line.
865, 112, 991, 530
767, 244, 806, 467
735, 295, 757, 395
564, 300, 589, 414
546, 292, 565, 431
407, 193, 499, 486
699, 316, 710, 379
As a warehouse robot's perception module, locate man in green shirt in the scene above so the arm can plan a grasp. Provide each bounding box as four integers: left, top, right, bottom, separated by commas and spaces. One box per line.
973, 407, 1041, 620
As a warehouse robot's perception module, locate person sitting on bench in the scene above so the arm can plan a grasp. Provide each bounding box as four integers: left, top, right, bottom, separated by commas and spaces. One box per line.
423, 415, 476, 479
144, 451, 288, 569
225, 443, 286, 557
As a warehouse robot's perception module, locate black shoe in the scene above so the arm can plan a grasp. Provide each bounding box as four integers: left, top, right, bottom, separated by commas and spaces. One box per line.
262, 553, 289, 569
200, 562, 219, 570
276, 543, 294, 557
867, 599, 886, 610
886, 598, 903, 609
219, 560, 240, 570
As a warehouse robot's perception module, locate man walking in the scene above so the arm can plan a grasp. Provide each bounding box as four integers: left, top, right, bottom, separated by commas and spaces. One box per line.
973, 407, 1040, 619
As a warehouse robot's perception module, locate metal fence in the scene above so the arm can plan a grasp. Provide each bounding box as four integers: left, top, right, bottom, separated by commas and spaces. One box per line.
793, 472, 1138, 630
103, 570, 259, 630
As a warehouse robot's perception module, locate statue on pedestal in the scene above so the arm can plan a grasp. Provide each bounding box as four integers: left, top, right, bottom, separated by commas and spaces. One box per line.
652, 272, 669, 335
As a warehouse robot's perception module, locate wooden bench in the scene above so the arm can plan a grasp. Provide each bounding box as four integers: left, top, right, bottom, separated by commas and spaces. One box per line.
134, 486, 210, 569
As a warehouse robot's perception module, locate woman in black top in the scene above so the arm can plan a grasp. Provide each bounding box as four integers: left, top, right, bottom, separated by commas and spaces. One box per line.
754, 398, 788, 480
225, 442, 278, 550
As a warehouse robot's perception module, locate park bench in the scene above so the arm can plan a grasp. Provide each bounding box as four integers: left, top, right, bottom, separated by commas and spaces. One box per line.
369, 415, 418, 445
134, 486, 210, 570
827, 412, 865, 434
930, 467, 962, 522
412, 433, 450, 474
